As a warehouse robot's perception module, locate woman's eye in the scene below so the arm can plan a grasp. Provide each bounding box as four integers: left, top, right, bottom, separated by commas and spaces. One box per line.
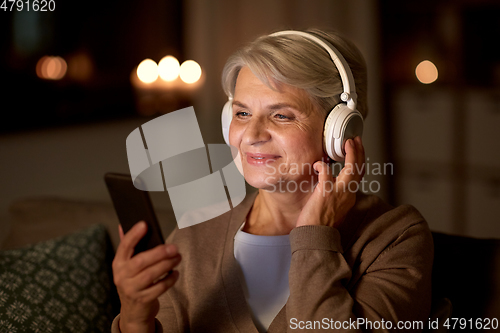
235, 111, 250, 117
274, 113, 289, 120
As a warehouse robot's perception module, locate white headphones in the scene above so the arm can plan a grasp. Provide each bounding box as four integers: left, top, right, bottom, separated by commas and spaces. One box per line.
221, 30, 363, 162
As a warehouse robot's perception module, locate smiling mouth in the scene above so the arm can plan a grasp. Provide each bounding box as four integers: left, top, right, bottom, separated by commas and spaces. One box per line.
246, 153, 281, 164
246, 153, 280, 159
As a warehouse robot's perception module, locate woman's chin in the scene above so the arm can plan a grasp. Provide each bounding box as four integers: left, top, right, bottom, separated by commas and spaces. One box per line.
244, 174, 317, 195
245, 176, 277, 191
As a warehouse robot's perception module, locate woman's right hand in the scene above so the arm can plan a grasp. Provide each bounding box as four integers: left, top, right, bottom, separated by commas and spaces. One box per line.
112, 221, 181, 333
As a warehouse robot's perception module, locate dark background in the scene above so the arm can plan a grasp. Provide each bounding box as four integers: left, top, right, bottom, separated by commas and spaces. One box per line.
0, 0, 183, 132
0, 0, 499, 241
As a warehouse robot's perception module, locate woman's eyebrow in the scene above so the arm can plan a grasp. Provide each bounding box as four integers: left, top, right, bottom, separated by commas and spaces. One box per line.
232, 101, 247, 108
267, 103, 298, 111
232, 100, 299, 111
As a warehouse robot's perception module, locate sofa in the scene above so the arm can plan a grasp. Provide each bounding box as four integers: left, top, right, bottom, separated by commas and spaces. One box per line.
0, 196, 177, 332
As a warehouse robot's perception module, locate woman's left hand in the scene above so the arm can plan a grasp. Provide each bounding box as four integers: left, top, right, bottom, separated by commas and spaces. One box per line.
296, 136, 365, 229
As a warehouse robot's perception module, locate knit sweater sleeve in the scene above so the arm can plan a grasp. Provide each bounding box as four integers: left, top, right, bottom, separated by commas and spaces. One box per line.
286, 221, 433, 332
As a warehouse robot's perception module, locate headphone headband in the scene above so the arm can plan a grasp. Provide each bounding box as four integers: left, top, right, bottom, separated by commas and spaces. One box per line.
269, 30, 357, 111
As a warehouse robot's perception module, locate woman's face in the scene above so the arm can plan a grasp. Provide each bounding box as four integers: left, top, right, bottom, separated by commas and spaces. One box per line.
229, 67, 326, 192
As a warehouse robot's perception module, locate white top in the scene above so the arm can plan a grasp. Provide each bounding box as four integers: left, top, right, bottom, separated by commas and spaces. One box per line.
234, 225, 291, 332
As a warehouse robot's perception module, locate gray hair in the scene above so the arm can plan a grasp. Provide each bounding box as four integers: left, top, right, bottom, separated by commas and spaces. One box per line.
221, 29, 368, 118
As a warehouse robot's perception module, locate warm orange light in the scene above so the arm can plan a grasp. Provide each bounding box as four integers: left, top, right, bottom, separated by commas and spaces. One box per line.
416, 60, 438, 84
158, 56, 180, 81
36, 56, 49, 78
67, 53, 93, 81
36, 56, 67, 80
179, 60, 202, 84
137, 59, 158, 83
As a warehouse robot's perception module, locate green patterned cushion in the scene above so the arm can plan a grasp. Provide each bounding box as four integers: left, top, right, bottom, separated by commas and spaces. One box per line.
0, 224, 119, 332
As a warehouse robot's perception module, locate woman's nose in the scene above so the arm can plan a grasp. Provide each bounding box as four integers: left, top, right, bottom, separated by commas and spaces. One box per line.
242, 117, 271, 146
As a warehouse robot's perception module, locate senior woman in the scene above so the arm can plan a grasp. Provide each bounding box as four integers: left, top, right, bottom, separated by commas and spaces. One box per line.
112, 29, 433, 332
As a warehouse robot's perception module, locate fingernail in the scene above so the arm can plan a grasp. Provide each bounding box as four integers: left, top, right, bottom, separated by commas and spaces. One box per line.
166, 245, 177, 256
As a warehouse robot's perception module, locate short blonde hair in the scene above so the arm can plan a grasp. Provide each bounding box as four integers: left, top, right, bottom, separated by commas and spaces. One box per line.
221, 29, 368, 118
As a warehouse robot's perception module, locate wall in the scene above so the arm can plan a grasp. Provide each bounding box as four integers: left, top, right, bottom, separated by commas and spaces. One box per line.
0, 117, 173, 244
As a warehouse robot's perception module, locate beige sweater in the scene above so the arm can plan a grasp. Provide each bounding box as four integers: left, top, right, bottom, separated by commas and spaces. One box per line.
112, 191, 433, 332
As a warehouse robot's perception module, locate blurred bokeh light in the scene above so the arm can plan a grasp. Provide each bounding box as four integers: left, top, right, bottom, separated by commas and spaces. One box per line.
137, 59, 158, 83
67, 53, 94, 82
158, 56, 180, 81
415, 60, 438, 84
179, 60, 202, 84
36, 56, 67, 80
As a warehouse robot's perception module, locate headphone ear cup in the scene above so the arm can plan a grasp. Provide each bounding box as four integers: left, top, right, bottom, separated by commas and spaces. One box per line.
221, 100, 233, 145
323, 104, 364, 162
